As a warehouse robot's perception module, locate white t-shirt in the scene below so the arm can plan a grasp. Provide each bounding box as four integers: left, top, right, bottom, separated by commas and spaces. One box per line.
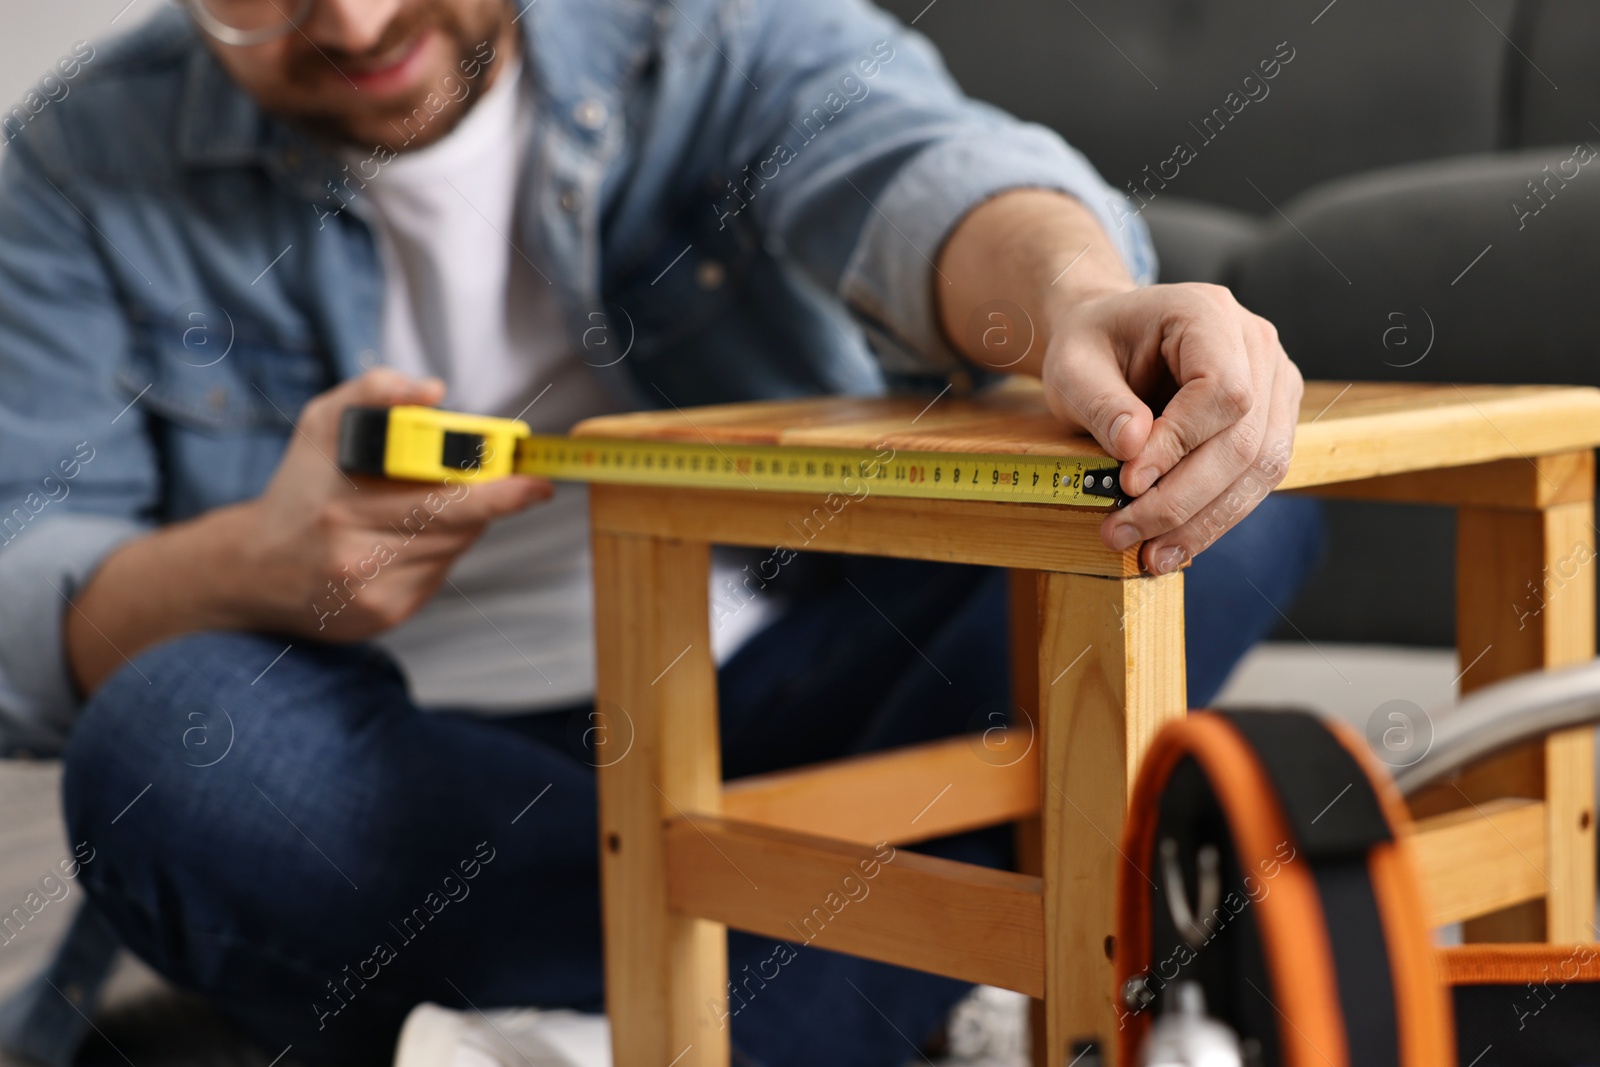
354, 58, 777, 712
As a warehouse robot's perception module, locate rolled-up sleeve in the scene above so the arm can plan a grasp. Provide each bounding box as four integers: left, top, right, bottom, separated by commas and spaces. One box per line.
0, 514, 149, 752
842, 119, 1156, 375
718, 0, 1155, 377
0, 135, 160, 754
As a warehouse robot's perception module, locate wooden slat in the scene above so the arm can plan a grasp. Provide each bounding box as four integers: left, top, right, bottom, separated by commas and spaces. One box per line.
576, 388, 1091, 455
1408, 746, 1544, 819
590, 484, 1139, 578
721, 731, 1039, 846
1457, 502, 1597, 684
1407, 799, 1549, 926
1009, 570, 1050, 1067
593, 530, 729, 1067
1453, 500, 1597, 943
1284, 384, 1600, 488
1009, 570, 1042, 744
1294, 451, 1594, 509
1038, 571, 1186, 1065
576, 382, 1600, 490
1542, 727, 1596, 941
664, 815, 1045, 997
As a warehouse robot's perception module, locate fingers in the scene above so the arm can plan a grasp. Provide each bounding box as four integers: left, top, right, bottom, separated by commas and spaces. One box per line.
1119, 299, 1258, 497
1098, 295, 1291, 555
421, 475, 555, 528
1105, 358, 1301, 572
340, 366, 447, 407
343, 474, 554, 531
1109, 386, 1267, 547
299, 368, 447, 446
292, 370, 552, 526
1043, 336, 1154, 461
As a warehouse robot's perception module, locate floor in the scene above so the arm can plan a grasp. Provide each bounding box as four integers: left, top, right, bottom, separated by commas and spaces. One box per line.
0, 642, 1460, 1066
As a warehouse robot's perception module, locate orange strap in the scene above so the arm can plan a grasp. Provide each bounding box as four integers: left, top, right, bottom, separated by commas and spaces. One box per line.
1440, 943, 1600, 985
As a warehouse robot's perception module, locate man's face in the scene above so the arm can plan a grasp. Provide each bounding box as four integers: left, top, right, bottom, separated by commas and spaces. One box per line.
200, 0, 514, 151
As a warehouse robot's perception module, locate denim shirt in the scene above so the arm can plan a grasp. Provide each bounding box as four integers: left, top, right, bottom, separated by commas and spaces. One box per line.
0, 0, 1153, 753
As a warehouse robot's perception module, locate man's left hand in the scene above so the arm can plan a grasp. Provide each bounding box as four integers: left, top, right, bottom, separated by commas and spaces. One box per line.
936, 189, 1303, 575
1040, 282, 1302, 575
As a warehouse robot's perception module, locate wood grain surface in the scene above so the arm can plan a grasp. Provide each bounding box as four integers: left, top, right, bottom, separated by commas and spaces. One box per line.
575, 381, 1600, 490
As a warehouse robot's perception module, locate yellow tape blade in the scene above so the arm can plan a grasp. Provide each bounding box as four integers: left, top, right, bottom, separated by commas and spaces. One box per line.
513, 434, 1120, 508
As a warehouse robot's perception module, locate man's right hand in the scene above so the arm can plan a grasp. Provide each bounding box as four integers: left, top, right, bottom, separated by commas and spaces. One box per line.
236, 370, 551, 641
66, 370, 551, 696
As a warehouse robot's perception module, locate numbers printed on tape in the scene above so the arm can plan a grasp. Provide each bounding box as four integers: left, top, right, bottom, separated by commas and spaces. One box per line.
337, 406, 1126, 509
513, 436, 1123, 509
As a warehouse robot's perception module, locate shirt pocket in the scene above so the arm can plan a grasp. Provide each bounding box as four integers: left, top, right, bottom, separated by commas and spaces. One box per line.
605, 212, 755, 363
119, 309, 336, 517
121, 308, 333, 432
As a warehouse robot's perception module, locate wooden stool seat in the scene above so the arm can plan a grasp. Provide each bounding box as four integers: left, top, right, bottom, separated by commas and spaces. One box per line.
579, 381, 1600, 1067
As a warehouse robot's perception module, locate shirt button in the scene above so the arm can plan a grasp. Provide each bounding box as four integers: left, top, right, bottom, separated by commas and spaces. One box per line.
695, 260, 726, 291
358, 349, 379, 369
560, 188, 583, 214
573, 98, 608, 131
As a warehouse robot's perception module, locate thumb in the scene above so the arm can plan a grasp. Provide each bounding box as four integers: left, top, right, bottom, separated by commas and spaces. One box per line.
1043, 342, 1153, 463
336, 367, 446, 409
299, 368, 447, 442
439, 475, 556, 527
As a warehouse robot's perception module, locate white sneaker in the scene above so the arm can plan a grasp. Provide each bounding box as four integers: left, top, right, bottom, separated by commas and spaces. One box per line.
394, 1002, 612, 1067
936, 985, 1031, 1066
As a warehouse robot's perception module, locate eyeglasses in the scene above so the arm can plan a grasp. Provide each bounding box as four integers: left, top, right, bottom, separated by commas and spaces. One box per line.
185, 0, 315, 46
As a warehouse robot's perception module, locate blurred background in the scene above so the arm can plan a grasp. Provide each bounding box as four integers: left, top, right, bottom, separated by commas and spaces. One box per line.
6, 0, 1597, 1062
0, 2, 154, 136
874, 0, 1600, 651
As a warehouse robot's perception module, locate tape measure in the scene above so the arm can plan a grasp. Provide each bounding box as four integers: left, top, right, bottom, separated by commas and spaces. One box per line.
338, 405, 1128, 509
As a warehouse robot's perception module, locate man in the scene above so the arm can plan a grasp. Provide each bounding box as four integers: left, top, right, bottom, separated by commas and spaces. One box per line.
0, 0, 1322, 1063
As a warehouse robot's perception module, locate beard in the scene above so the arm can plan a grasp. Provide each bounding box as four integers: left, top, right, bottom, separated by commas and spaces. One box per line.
267, 0, 509, 151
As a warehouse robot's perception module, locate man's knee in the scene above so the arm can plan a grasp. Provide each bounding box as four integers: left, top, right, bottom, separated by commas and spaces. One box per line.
62, 633, 412, 969
62, 632, 398, 866
65, 632, 274, 821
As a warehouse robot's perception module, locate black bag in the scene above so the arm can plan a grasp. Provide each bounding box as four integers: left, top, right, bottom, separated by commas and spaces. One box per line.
1115, 709, 1600, 1067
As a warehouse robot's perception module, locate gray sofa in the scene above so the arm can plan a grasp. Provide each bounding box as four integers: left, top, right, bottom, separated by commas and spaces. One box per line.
879, 0, 1600, 646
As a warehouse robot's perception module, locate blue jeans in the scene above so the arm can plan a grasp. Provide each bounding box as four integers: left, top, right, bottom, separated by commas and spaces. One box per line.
61, 496, 1322, 1067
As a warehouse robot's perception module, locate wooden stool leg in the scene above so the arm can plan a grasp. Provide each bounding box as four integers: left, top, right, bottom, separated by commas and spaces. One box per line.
1009, 571, 1049, 1067
1037, 571, 1186, 1065
1456, 500, 1597, 943
593, 529, 729, 1067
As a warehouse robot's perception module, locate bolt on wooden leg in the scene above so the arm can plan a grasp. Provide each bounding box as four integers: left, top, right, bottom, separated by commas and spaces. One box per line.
1455, 497, 1596, 943
1037, 570, 1186, 1066
593, 523, 729, 1067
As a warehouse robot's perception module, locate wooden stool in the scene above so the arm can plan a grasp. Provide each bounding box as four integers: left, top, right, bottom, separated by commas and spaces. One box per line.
578, 381, 1600, 1067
